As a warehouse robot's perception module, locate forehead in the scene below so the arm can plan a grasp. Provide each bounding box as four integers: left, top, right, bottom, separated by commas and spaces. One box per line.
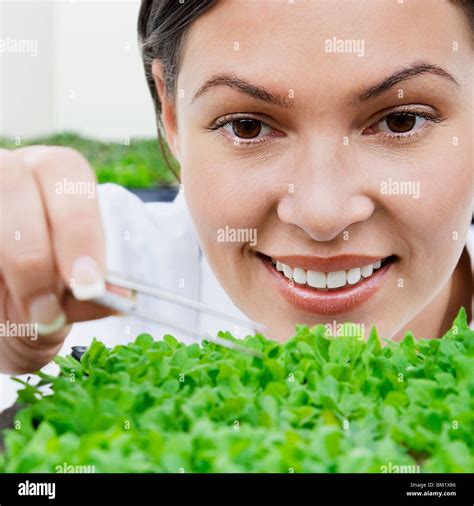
178, 0, 469, 99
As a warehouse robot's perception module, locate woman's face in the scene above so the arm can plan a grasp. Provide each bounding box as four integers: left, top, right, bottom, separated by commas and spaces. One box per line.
159, 0, 473, 341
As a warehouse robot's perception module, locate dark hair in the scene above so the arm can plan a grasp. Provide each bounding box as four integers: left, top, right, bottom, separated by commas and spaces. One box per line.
138, 1, 217, 180
452, 0, 474, 33
137, 0, 473, 177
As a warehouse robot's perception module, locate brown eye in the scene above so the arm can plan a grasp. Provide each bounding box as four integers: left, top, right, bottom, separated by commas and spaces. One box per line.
385, 113, 417, 133
232, 119, 262, 139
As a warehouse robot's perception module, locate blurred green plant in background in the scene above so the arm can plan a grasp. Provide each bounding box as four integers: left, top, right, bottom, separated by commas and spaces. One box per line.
0, 132, 179, 188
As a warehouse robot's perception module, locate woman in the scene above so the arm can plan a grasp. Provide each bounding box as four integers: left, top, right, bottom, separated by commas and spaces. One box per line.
0, 0, 472, 380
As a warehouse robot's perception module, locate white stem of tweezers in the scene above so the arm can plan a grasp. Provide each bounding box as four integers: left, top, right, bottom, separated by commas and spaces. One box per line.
105, 271, 266, 334
92, 290, 264, 359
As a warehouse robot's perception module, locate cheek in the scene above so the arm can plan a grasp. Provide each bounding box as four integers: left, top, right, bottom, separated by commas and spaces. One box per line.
180, 139, 287, 245
428, 161, 472, 273
180, 149, 277, 292
379, 153, 471, 281
406, 153, 470, 234
182, 163, 257, 244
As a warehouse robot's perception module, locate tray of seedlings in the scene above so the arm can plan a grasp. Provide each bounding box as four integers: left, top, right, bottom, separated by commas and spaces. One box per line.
0, 308, 472, 473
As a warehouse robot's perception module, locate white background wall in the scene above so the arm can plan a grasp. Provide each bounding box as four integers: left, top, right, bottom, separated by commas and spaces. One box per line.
1, 0, 157, 141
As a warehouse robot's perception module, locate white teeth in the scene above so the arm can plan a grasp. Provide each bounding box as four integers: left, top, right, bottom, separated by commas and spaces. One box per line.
293, 267, 307, 284
346, 267, 361, 285
327, 270, 346, 289
361, 264, 374, 278
271, 257, 387, 291
307, 270, 326, 288
282, 264, 294, 279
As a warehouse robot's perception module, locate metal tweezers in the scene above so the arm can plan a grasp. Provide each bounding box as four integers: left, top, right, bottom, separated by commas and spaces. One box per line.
87, 271, 266, 359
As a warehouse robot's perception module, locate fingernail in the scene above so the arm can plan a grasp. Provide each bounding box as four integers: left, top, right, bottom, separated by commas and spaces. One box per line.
29, 293, 66, 335
70, 256, 105, 301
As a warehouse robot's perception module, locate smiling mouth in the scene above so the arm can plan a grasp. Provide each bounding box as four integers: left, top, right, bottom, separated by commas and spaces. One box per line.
271, 255, 396, 291
258, 253, 398, 315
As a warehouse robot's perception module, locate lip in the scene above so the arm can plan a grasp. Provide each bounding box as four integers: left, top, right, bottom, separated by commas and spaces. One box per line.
260, 254, 395, 316
271, 254, 384, 272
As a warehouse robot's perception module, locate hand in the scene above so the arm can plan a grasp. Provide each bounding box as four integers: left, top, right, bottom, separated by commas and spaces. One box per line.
0, 146, 115, 374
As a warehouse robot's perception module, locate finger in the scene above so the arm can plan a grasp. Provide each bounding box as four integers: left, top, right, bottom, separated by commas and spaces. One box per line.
0, 151, 66, 336
24, 147, 107, 301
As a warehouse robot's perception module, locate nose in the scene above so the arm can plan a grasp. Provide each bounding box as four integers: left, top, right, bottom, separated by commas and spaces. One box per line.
277, 136, 375, 242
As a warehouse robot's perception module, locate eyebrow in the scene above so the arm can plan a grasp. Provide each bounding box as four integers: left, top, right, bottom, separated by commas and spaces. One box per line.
356, 61, 460, 102
190, 62, 460, 107
191, 74, 292, 108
